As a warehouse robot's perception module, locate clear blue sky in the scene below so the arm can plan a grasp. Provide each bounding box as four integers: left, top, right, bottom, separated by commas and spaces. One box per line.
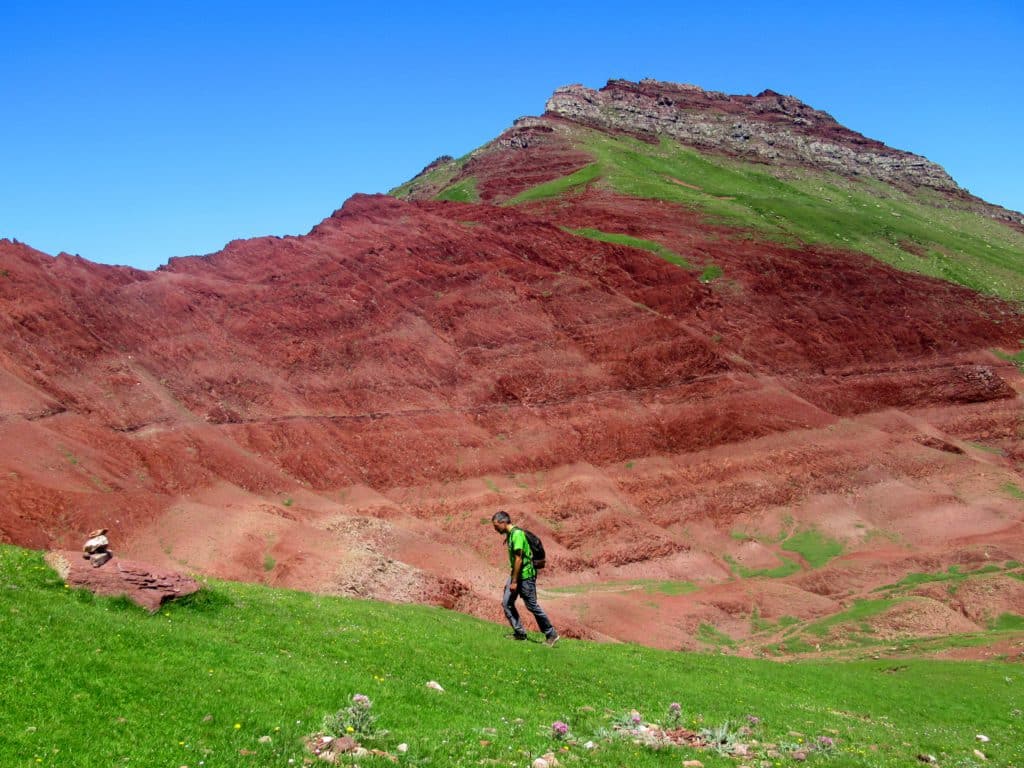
2, 1, 1021, 270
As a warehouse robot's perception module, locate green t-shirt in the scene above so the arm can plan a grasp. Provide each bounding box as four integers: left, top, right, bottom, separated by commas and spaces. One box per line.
507, 527, 536, 581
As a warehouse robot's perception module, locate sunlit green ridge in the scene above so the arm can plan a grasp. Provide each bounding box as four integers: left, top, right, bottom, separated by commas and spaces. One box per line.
406, 128, 1024, 302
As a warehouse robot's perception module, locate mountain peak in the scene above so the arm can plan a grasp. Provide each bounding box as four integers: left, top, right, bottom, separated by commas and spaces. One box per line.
544, 78, 958, 192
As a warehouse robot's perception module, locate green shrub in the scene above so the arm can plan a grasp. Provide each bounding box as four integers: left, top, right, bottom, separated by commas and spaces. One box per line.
321, 694, 381, 739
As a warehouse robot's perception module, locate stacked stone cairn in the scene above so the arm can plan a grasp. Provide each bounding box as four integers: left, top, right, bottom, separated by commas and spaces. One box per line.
82, 528, 113, 568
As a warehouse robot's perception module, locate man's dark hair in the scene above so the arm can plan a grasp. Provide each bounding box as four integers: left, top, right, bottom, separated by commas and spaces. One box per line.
491, 510, 511, 524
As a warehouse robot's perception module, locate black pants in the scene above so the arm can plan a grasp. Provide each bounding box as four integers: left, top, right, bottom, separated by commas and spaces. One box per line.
502, 577, 555, 638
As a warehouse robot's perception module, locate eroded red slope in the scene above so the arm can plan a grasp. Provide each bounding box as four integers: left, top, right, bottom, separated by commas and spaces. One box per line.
2, 187, 1023, 650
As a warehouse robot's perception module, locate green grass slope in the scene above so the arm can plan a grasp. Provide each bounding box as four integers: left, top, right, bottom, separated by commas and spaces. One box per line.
2, 545, 1022, 767
390, 155, 469, 200
488, 129, 1024, 302
563, 227, 693, 268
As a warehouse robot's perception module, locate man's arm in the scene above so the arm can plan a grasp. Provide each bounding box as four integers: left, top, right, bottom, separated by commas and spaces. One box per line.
510, 551, 523, 591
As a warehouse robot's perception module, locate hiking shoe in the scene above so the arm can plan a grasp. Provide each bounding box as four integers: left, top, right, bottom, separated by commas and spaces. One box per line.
510, 632, 528, 641
544, 634, 560, 647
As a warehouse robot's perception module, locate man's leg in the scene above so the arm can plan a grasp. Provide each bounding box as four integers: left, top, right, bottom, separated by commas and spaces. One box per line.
517, 578, 556, 639
502, 579, 527, 638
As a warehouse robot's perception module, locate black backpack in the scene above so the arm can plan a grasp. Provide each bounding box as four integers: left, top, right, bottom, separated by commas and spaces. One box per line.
522, 528, 546, 570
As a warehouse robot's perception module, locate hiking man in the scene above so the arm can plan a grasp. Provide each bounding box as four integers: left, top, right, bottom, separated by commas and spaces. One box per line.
491, 510, 559, 646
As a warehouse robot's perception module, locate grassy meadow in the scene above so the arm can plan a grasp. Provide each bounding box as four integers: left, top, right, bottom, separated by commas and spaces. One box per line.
2, 544, 1022, 767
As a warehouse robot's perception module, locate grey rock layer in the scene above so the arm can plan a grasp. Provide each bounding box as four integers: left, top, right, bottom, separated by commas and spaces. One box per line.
544, 79, 960, 192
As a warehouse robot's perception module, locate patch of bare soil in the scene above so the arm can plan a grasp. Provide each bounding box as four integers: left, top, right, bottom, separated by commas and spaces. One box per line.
932, 636, 1024, 661
866, 597, 981, 639
666, 177, 703, 190
947, 575, 1024, 625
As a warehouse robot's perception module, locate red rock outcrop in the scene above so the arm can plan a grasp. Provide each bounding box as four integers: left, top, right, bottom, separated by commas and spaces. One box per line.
44, 550, 200, 611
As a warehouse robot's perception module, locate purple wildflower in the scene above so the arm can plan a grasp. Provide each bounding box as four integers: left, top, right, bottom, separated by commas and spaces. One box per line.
352, 694, 371, 708
630, 710, 643, 725
552, 721, 570, 739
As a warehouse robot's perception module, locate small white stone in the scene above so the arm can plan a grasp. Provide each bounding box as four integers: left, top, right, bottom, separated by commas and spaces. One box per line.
258, 735, 272, 744
583, 741, 596, 750
352, 747, 369, 757
83, 535, 109, 553
397, 743, 408, 753
974, 749, 987, 761
531, 759, 549, 768
976, 734, 990, 742
425, 680, 445, 692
